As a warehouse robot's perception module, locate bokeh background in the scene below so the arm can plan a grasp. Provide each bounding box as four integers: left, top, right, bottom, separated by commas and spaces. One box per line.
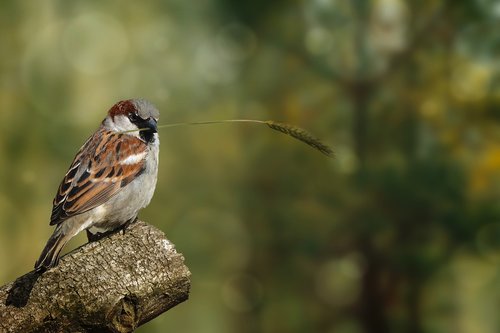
1, 0, 500, 332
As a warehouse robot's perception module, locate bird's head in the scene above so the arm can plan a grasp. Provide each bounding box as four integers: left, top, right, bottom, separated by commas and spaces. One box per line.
104, 99, 159, 143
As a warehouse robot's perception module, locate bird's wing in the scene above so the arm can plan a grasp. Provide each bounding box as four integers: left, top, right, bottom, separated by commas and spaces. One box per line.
50, 129, 147, 225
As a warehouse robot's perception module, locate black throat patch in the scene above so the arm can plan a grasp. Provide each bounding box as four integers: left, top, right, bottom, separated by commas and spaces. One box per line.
140, 130, 155, 143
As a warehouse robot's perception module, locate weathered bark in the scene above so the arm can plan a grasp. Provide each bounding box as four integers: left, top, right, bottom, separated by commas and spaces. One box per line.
0, 220, 191, 333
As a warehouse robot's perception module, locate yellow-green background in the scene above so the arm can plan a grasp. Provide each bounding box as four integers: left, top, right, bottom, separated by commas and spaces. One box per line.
1, 1, 499, 332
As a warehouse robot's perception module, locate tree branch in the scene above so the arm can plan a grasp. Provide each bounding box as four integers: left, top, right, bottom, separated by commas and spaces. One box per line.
0, 220, 191, 333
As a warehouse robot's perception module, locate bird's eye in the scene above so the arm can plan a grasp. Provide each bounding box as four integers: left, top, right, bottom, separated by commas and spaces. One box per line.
128, 112, 140, 122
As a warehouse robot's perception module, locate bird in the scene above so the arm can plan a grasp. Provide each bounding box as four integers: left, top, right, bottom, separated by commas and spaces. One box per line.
34, 98, 160, 271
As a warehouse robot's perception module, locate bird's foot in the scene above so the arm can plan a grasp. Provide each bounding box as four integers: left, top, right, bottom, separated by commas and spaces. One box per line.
86, 217, 138, 241
119, 216, 138, 235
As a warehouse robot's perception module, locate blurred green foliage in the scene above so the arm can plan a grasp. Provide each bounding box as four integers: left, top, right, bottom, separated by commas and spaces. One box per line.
1, 0, 500, 332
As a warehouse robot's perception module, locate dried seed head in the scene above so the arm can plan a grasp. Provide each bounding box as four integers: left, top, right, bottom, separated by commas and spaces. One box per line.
266, 121, 334, 157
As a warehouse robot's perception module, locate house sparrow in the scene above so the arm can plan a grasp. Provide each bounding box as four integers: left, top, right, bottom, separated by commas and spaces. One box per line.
35, 98, 160, 271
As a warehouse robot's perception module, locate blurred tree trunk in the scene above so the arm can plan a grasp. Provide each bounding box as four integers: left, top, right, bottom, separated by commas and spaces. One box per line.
0, 221, 190, 333
359, 241, 389, 333
349, 81, 374, 171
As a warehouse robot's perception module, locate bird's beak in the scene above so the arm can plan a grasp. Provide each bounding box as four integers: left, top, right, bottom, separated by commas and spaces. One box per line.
141, 118, 158, 133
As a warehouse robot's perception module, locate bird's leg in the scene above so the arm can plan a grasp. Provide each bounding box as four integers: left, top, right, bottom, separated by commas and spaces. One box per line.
119, 216, 138, 235
86, 217, 138, 242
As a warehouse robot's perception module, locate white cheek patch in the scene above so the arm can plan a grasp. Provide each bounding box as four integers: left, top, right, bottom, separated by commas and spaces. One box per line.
114, 115, 137, 131
105, 114, 139, 133
120, 152, 147, 165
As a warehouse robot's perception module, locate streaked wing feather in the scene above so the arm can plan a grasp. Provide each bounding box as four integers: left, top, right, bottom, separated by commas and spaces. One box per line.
50, 129, 146, 225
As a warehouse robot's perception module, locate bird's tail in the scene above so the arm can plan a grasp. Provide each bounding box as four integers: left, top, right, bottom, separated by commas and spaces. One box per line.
35, 225, 69, 271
